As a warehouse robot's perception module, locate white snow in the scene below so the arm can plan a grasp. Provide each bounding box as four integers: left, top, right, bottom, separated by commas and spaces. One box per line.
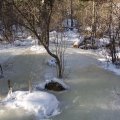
98, 37, 110, 47
27, 36, 32, 39
98, 58, 120, 76
49, 29, 83, 46
85, 26, 92, 31
95, 42, 120, 76
73, 39, 81, 46
36, 78, 69, 91
30, 45, 46, 54
1, 91, 60, 119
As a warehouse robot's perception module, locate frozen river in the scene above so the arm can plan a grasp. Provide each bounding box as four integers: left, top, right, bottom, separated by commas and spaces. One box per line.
0, 48, 120, 120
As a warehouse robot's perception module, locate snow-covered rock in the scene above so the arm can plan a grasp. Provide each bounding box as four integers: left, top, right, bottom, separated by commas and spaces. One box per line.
1, 91, 60, 119
73, 39, 81, 48
47, 58, 56, 67
36, 78, 69, 91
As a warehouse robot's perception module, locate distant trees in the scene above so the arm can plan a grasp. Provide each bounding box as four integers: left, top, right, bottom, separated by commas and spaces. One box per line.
107, 0, 120, 65
74, 0, 120, 65
0, 1, 14, 42
0, 0, 67, 78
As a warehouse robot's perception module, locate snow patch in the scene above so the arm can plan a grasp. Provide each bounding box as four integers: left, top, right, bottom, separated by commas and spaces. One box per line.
85, 27, 92, 31
98, 38, 110, 47
98, 58, 120, 76
1, 91, 60, 119
30, 45, 46, 54
27, 36, 32, 40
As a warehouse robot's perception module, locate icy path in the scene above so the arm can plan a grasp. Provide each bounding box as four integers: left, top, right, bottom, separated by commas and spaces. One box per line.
52, 48, 120, 120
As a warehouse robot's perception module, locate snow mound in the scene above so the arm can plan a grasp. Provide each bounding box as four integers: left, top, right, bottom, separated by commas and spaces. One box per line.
2, 91, 60, 119
36, 78, 69, 91
73, 39, 81, 46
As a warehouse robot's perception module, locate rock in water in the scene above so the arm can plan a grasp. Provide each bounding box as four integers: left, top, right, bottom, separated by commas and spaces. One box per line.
45, 81, 66, 91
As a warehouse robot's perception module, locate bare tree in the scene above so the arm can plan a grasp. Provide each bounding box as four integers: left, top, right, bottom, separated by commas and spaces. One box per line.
53, 28, 67, 77
7, 0, 64, 78
108, 0, 119, 64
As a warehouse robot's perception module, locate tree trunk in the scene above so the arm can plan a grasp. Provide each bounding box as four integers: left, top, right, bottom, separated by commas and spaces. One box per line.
70, 0, 73, 30
109, 0, 117, 64
91, 0, 96, 47
57, 60, 62, 78
0, 64, 3, 77
45, 46, 63, 78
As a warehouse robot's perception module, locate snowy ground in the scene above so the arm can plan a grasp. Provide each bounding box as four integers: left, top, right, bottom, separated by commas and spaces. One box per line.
95, 47, 120, 76
98, 58, 120, 75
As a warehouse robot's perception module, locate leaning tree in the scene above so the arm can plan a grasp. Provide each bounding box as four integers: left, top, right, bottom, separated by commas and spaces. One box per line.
4, 0, 63, 78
